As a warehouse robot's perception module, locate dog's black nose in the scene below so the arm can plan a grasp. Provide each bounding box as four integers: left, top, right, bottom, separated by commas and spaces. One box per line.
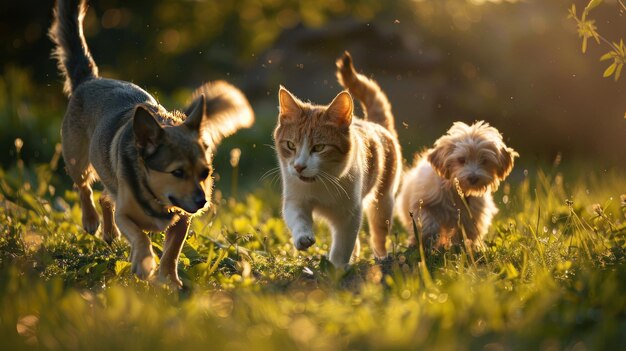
193, 191, 206, 209
468, 175, 479, 185
194, 198, 207, 209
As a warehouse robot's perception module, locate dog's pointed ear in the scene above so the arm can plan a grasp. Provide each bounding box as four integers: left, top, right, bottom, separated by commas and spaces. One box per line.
184, 94, 206, 131
278, 86, 302, 123
325, 91, 353, 129
496, 146, 518, 180
133, 105, 163, 155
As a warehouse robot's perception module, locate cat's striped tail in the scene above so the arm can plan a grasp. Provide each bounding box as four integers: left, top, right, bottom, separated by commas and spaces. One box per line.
49, 0, 99, 97
335, 51, 396, 137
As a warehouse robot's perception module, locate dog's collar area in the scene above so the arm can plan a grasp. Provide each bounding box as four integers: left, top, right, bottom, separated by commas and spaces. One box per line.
139, 172, 175, 221
127, 156, 176, 221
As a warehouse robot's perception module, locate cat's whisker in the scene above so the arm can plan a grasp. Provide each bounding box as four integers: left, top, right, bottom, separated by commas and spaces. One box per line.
320, 173, 344, 200
259, 167, 280, 182
271, 173, 282, 188
320, 173, 341, 199
321, 174, 341, 197
322, 171, 350, 198
264, 169, 281, 189
263, 143, 277, 151
320, 171, 350, 199
317, 174, 333, 195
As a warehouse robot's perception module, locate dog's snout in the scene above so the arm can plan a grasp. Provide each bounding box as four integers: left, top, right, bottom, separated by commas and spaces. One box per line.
468, 175, 479, 185
193, 190, 206, 208
294, 164, 306, 173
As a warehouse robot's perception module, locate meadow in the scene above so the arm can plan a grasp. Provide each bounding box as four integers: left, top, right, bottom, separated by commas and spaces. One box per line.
1, 144, 625, 351
1, 1, 625, 349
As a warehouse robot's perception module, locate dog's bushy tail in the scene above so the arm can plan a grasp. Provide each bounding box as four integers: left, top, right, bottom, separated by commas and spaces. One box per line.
49, 0, 99, 96
187, 81, 255, 143
336, 51, 396, 137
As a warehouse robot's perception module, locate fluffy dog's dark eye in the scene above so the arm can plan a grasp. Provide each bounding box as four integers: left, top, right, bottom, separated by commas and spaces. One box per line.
171, 168, 185, 178
286, 141, 296, 151
458, 157, 466, 165
311, 144, 325, 153
199, 168, 210, 180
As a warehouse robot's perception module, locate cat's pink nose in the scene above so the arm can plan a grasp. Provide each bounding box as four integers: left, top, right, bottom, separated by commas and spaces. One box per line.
294, 164, 306, 173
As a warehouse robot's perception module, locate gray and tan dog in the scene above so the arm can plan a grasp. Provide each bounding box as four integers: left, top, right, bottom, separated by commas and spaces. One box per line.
50, 0, 254, 286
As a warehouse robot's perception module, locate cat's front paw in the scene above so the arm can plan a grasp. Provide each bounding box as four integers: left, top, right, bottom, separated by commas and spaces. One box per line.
294, 234, 316, 250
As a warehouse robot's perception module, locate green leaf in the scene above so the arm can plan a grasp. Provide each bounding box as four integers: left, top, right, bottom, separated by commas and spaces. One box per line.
603, 62, 617, 78
600, 52, 613, 61
505, 262, 519, 280
78, 262, 98, 275
115, 261, 131, 276
584, 0, 603, 13
615, 64, 623, 81
182, 244, 202, 264
568, 4, 577, 19
618, 40, 626, 55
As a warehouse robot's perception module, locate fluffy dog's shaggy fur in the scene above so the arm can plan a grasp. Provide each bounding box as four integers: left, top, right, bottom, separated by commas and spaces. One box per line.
397, 121, 518, 248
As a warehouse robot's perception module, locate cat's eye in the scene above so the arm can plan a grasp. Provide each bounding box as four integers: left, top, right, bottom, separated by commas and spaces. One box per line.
171, 168, 185, 178
458, 157, 466, 165
286, 141, 296, 151
311, 144, 326, 153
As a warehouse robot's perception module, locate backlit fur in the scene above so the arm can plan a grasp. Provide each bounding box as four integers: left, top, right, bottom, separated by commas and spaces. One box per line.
397, 121, 518, 249
274, 52, 402, 268
50, 0, 254, 287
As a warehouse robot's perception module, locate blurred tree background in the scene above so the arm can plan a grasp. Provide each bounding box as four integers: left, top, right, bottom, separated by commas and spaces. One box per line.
1, 0, 624, 194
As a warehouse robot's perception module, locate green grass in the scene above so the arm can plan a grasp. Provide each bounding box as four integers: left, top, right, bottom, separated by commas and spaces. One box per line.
1, 149, 625, 350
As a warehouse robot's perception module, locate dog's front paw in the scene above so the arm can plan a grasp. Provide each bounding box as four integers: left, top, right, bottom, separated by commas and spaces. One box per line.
293, 233, 316, 250
102, 226, 121, 245
158, 270, 183, 289
130, 246, 156, 280
82, 208, 100, 235
132, 255, 156, 280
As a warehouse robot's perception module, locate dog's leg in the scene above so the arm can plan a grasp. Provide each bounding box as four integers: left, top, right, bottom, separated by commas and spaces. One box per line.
62, 132, 99, 234
159, 215, 190, 288
328, 207, 362, 268
352, 236, 361, 261
115, 212, 156, 280
408, 210, 440, 250
366, 192, 393, 258
77, 184, 99, 234
99, 190, 120, 244
459, 217, 479, 243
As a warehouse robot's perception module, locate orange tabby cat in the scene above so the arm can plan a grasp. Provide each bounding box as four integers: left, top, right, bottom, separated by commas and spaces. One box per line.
274, 52, 402, 267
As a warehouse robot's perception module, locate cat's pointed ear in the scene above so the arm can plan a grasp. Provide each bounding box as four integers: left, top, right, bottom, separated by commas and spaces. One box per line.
326, 91, 353, 129
278, 86, 301, 122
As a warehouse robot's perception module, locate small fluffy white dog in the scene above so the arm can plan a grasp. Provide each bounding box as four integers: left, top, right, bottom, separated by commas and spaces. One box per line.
397, 121, 518, 249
